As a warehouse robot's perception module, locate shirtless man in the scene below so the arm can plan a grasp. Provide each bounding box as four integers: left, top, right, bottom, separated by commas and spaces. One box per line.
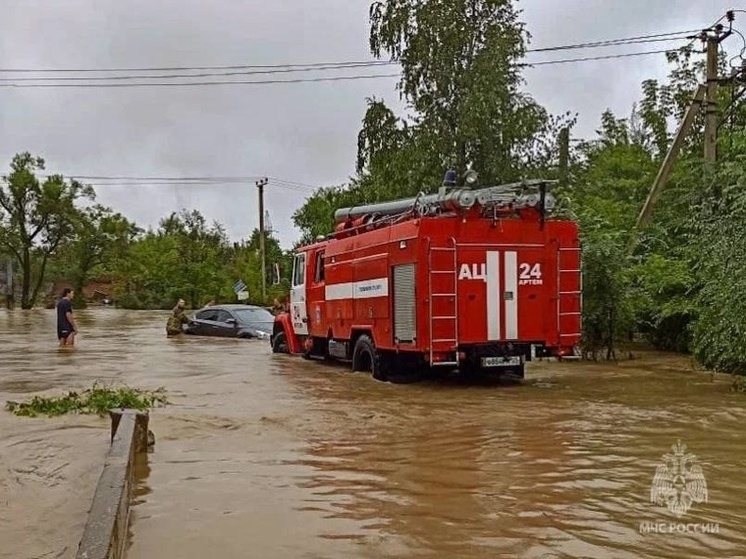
56, 288, 78, 347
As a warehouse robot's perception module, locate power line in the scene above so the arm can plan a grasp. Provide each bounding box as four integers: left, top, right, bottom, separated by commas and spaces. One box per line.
0, 38, 695, 85
36, 173, 321, 192
0, 49, 686, 89
268, 177, 324, 190
88, 181, 315, 193
0, 60, 396, 74
0, 72, 402, 88
526, 30, 700, 54
680, 12, 734, 52
58, 174, 262, 181
522, 48, 675, 67
0, 61, 398, 83
0, 28, 698, 77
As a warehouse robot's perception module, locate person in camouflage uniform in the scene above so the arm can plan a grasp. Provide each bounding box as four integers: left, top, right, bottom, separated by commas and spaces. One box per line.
166, 298, 189, 336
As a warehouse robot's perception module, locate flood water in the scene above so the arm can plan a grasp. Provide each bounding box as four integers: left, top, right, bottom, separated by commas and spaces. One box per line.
1, 308, 745, 559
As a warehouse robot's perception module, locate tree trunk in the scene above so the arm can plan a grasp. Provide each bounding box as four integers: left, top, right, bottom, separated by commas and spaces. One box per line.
20, 248, 32, 309
29, 252, 51, 309
606, 306, 616, 361
72, 263, 90, 308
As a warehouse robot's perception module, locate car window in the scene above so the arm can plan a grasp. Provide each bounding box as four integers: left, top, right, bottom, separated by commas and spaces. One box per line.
196, 309, 219, 321
234, 308, 274, 323
215, 310, 233, 323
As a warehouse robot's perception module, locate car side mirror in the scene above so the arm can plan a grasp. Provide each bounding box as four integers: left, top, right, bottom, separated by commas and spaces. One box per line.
226, 318, 237, 326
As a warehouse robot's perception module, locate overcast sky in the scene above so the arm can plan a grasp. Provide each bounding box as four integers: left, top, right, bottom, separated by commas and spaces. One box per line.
0, 0, 740, 249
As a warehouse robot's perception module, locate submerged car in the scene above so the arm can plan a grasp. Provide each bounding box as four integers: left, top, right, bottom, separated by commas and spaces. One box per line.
185, 304, 274, 340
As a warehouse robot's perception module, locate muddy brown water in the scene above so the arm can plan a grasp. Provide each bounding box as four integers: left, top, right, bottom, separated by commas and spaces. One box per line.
1, 308, 745, 559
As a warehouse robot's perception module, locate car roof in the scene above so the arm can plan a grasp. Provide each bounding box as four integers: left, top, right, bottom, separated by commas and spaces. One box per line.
203, 304, 269, 311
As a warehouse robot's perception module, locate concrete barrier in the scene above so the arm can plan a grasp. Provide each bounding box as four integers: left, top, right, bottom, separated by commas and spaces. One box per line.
76, 409, 150, 559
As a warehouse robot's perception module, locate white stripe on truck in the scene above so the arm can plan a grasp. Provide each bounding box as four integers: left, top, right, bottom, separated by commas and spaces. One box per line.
486, 251, 500, 340
325, 278, 389, 301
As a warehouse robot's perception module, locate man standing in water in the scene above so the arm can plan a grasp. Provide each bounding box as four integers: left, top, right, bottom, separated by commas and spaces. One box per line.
166, 298, 189, 336
57, 287, 78, 347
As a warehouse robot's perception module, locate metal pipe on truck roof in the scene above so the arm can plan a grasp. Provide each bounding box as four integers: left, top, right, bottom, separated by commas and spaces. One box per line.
334, 196, 420, 223
334, 188, 476, 224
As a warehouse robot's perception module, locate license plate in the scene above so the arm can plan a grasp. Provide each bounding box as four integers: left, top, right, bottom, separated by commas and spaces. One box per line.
481, 356, 522, 367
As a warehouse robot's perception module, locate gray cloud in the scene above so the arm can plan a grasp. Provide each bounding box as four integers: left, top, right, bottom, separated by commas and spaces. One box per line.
0, 0, 739, 248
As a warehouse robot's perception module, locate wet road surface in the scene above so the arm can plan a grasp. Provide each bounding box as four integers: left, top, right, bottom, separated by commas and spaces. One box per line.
1, 308, 745, 559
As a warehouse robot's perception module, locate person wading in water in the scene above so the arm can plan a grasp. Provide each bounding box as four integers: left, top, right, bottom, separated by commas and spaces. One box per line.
56, 288, 78, 347
166, 298, 189, 336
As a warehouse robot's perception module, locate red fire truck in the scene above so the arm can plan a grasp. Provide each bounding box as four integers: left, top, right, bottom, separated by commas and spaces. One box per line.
271, 172, 581, 381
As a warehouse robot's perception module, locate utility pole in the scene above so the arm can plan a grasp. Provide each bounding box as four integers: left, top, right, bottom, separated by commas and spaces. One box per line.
630, 15, 735, 252
256, 177, 268, 301
635, 85, 707, 233
704, 32, 720, 163
558, 127, 570, 190
703, 16, 733, 163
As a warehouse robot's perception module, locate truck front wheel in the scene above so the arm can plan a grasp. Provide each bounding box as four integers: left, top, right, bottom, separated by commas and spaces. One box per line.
352, 334, 389, 382
272, 331, 289, 354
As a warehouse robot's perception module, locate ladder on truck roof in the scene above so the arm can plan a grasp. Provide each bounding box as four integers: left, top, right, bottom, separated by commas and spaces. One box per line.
428, 238, 459, 366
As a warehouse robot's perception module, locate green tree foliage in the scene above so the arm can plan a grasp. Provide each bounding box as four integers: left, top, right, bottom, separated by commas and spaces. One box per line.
292, 185, 362, 245
686, 157, 746, 373
159, 210, 232, 308
101, 214, 291, 310
367, 0, 557, 181
108, 210, 233, 309
0, 153, 93, 309
569, 41, 746, 366
50, 205, 141, 307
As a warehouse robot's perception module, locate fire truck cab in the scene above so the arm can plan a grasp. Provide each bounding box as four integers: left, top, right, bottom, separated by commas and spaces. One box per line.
271, 173, 581, 382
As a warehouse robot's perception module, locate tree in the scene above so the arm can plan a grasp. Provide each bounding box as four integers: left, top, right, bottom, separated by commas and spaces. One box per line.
108, 230, 180, 309
292, 185, 361, 245
0, 152, 93, 309
367, 0, 551, 182
156, 209, 232, 308
294, 0, 573, 241
51, 205, 140, 306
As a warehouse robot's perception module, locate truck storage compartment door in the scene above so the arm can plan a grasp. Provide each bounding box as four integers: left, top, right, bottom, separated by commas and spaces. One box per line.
456, 247, 488, 344
457, 247, 547, 342
513, 248, 548, 342
393, 263, 416, 344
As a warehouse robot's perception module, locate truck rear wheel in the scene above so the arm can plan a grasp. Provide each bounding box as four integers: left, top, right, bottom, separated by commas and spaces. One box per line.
352, 334, 388, 381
